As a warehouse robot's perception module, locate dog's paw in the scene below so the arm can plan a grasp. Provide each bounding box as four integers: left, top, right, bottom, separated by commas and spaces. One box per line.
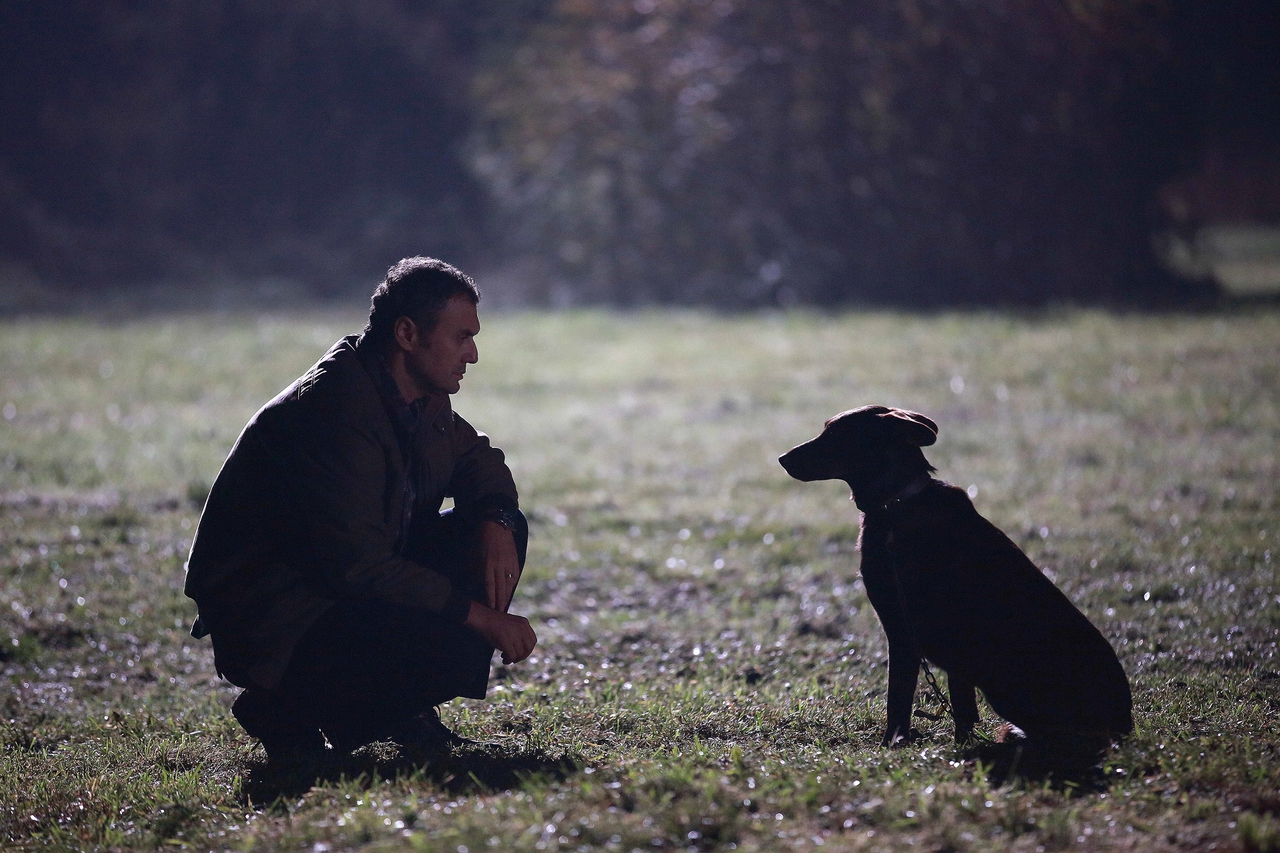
994, 722, 1027, 744
881, 726, 924, 748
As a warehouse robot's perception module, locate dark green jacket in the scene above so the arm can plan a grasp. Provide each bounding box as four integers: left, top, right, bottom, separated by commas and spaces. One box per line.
183, 336, 518, 689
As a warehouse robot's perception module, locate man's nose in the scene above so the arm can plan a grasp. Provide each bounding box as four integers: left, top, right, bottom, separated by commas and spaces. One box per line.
466, 341, 479, 363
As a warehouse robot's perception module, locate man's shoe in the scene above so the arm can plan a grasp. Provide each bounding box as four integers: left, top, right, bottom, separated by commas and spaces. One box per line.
391, 707, 475, 752
322, 706, 475, 755
232, 689, 327, 765
258, 728, 329, 766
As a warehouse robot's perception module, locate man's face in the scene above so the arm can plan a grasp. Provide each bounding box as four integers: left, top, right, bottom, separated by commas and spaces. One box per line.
404, 296, 480, 396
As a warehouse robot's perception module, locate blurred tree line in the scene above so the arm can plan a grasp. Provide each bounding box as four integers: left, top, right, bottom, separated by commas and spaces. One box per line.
2, 0, 1277, 306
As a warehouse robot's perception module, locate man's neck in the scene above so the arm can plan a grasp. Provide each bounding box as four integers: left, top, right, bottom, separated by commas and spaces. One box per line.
385, 350, 425, 403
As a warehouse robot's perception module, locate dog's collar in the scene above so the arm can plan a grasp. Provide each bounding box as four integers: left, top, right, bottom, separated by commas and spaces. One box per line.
880, 474, 932, 512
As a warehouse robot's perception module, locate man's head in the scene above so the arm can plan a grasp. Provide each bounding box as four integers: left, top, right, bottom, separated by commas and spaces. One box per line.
363, 257, 480, 348
364, 257, 482, 398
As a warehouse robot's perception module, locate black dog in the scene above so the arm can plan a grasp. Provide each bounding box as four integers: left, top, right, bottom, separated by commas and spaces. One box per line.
779, 405, 1132, 746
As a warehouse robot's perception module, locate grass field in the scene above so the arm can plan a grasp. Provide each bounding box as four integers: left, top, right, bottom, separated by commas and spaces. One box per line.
1, 307, 1278, 851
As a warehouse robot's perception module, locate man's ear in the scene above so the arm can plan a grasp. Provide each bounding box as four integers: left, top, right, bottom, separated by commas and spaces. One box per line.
391, 315, 419, 352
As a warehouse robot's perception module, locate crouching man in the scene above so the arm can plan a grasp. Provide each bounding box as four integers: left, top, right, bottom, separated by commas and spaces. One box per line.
184, 257, 536, 762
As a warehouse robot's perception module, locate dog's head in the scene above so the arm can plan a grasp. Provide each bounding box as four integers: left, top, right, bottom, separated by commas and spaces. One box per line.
779, 405, 938, 500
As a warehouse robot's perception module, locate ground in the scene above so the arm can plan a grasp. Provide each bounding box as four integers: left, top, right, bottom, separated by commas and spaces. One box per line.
1, 307, 1278, 851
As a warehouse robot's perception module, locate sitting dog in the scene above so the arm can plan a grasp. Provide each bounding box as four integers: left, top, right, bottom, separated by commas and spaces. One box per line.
779, 405, 1132, 746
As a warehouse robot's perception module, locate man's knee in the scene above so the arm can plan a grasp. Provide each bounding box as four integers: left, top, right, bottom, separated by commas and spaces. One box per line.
505, 508, 529, 568
407, 505, 528, 576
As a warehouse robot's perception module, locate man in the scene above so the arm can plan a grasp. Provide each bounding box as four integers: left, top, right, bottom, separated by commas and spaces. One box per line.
184, 257, 537, 761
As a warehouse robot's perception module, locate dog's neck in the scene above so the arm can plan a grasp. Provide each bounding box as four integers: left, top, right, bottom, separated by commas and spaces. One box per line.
850, 471, 932, 513
882, 473, 932, 510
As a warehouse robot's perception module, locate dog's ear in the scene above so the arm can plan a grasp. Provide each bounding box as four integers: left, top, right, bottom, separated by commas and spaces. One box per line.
876, 408, 938, 447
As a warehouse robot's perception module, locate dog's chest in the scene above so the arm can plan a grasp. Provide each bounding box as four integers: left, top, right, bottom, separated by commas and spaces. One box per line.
882, 530, 922, 588
860, 512, 904, 570
863, 513, 927, 593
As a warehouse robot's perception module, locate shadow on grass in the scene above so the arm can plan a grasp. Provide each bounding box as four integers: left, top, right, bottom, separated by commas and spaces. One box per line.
239, 740, 579, 807
969, 736, 1116, 792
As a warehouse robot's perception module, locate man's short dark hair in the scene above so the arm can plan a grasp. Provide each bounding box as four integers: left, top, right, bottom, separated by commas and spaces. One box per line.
363, 257, 480, 347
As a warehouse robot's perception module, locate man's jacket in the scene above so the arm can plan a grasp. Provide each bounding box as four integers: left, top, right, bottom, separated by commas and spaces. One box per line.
183, 335, 518, 690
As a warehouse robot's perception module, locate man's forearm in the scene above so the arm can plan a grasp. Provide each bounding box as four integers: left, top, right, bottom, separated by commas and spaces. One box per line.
464, 600, 537, 664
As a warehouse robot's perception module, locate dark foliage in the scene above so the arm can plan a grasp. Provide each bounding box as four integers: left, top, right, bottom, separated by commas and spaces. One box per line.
473, 0, 1274, 306
1, 0, 1276, 304
0, 1, 537, 290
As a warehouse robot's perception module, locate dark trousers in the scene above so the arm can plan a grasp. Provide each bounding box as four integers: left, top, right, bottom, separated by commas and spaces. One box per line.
238, 507, 527, 750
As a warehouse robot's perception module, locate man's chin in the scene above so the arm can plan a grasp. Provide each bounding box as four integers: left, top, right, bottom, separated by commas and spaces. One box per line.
424, 378, 462, 396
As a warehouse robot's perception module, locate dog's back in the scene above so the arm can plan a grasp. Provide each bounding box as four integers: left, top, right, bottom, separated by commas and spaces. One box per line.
870, 481, 1133, 736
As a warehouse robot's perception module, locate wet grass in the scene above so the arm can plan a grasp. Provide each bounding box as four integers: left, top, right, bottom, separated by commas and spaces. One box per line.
1, 307, 1278, 851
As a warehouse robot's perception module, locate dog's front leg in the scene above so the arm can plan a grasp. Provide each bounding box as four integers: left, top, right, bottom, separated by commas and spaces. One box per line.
947, 670, 979, 745
859, 524, 921, 747
884, 641, 921, 746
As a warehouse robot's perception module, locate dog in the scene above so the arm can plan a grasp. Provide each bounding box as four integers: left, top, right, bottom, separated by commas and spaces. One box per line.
779, 405, 1132, 747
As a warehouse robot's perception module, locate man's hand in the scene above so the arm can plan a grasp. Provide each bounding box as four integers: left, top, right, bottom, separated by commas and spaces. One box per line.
465, 601, 537, 664
480, 520, 521, 612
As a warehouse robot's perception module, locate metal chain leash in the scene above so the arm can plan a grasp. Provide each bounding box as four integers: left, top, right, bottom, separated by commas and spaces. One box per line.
913, 657, 952, 723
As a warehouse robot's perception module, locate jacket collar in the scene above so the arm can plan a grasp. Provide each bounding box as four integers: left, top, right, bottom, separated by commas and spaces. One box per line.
353, 337, 448, 437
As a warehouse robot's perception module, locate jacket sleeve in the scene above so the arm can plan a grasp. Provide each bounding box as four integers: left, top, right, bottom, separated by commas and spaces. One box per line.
272, 402, 472, 621
445, 411, 519, 513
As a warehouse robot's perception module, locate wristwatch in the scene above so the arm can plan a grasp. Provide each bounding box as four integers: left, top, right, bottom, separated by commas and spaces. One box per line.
486, 507, 522, 532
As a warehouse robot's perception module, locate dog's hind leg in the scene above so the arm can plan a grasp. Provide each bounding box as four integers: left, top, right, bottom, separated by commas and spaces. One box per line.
947, 670, 980, 745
